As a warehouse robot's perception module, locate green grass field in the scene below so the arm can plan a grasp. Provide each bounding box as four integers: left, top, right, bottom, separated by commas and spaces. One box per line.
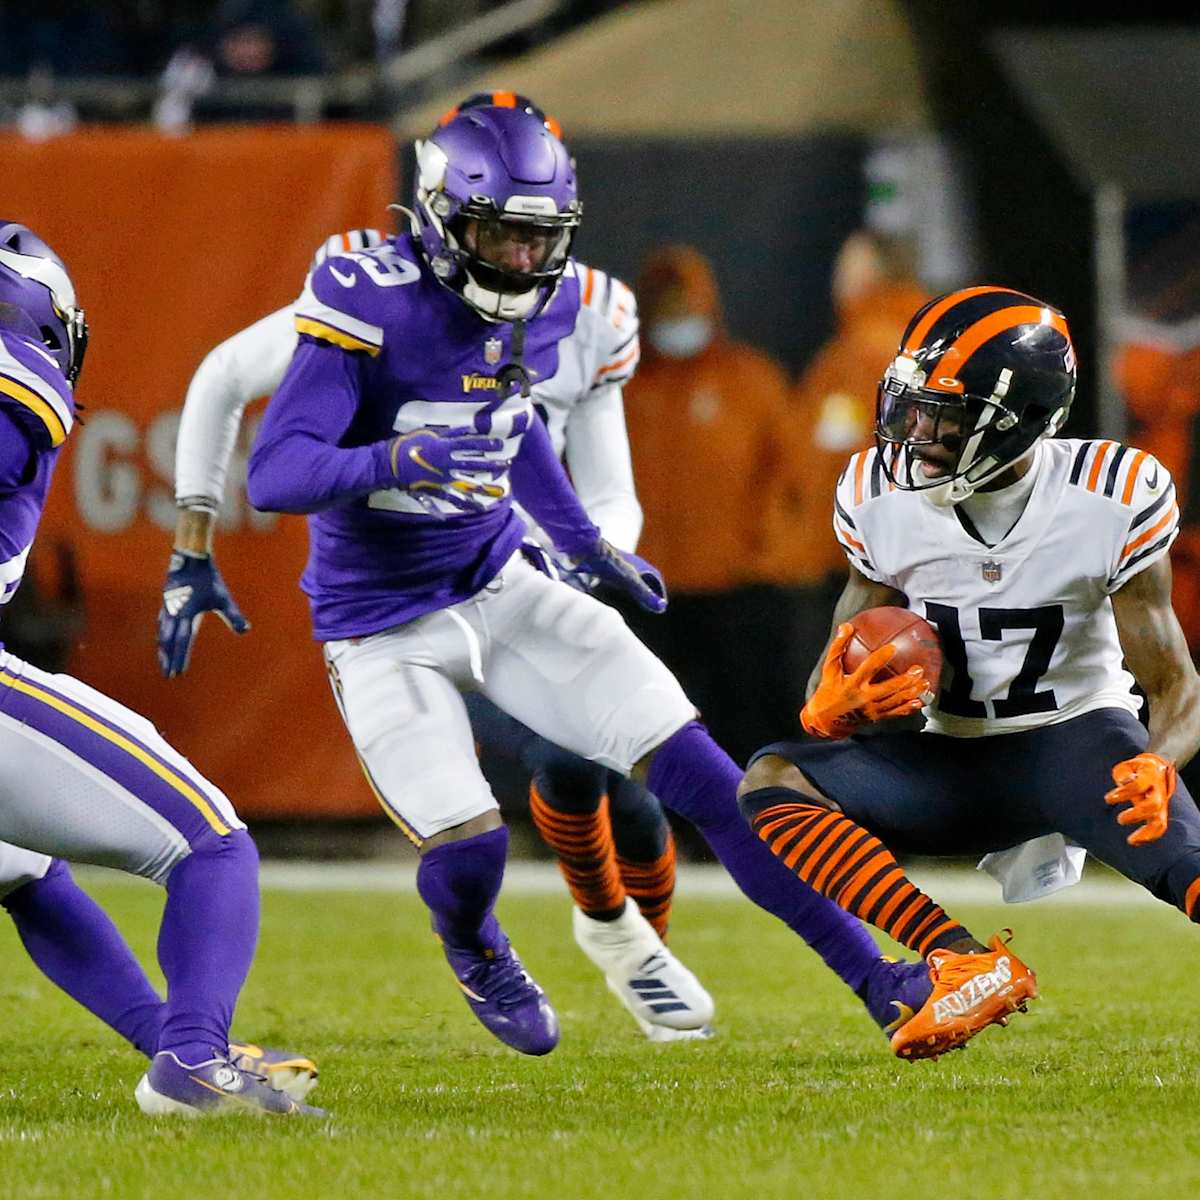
2, 867, 1198, 1200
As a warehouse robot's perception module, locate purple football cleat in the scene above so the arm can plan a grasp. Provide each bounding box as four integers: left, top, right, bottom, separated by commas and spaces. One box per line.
863, 956, 935, 1038
135, 1051, 328, 1117
437, 920, 559, 1055
228, 1041, 319, 1102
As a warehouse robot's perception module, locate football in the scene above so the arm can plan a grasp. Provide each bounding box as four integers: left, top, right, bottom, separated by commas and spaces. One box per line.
843, 606, 942, 695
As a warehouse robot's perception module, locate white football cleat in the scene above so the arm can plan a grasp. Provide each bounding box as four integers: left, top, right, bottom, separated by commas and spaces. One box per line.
572, 899, 715, 1037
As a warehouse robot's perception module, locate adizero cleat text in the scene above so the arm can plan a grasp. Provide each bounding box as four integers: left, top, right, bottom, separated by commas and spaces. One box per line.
889, 932, 1038, 1061
135, 1051, 328, 1117
228, 1041, 319, 1102
439, 927, 559, 1055
573, 899, 715, 1036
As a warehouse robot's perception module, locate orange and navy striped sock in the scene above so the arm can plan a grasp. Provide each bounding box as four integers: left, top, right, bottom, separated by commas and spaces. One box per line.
744, 791, 970, 957
616, 833, 676, 940
529, 783, 626, 920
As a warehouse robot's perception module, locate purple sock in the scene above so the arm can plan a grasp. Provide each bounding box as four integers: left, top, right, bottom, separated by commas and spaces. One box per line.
416, 826, 508, 951
646, 721, 881, 992
2, 859, 166, 1056
156, 829, 260, 1064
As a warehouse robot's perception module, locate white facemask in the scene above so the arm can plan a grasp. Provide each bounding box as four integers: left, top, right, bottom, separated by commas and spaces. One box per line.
648, 316, 713, 359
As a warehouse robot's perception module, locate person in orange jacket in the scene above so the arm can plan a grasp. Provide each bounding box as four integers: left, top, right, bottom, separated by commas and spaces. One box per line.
622, 244, 798, 765
760, 230, 931, 676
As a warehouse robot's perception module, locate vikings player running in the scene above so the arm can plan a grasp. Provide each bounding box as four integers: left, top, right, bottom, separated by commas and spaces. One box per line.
0, 224, 322, 1115
241, 101, 940, 1057
157, 98, 711, 1043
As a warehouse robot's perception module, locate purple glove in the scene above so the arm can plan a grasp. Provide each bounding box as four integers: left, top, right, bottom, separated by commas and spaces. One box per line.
387, 427, 507, 513
569, 540, 668, 614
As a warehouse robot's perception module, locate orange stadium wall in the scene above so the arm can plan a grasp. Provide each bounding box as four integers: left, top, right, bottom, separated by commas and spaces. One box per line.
2, 125, 398, 819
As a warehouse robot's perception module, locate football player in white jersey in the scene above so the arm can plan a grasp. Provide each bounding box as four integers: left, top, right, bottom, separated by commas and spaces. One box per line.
738, 285, 1200, 1060
157, 94, 714, 1043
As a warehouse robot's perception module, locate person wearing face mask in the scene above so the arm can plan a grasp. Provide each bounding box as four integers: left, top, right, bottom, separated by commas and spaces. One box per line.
622, 245, 798, 766
758, 230, 931, 697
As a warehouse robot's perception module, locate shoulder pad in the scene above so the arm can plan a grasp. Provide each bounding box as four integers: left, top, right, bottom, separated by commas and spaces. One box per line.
1066, 438, 1157, 503
837, 445, 896, 509
833, 447, 888, 581
1106, 447, 1178, 590
309, 228, 387, 272
294, 252, 402, 356
576, 263, 640, 389
0, 330, 74, 447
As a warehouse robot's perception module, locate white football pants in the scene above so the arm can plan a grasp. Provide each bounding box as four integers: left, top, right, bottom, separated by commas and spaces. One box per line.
323, 552, 695, 842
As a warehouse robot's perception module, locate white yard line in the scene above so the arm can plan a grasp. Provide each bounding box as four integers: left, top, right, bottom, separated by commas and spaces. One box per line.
74, 860, 1161, 906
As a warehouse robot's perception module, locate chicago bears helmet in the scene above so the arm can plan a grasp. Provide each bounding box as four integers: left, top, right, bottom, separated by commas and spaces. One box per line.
437, 90, 565, 142
876, 286, 1076, 502
0, 222, 88, 386
412, 101, 580, 322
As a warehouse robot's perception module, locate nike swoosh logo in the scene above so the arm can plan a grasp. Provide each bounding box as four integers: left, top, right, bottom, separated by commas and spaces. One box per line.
884, 1001, 916, 1034
1146, 464, 1160, 490
329, 264, 357, 288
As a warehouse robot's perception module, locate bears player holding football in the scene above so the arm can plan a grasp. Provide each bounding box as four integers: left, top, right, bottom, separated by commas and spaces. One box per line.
157, 94, 714, 1042
235, 98, 946, 1057
739, 285, 1200, 1059
0, 223, 323, 1116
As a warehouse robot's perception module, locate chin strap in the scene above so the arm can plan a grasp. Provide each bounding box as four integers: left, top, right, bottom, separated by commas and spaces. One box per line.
495, 320, 532, 401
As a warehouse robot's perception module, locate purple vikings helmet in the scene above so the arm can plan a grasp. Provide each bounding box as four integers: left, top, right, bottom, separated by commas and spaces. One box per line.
413, 104, 581, 322
0, 222, 88, 386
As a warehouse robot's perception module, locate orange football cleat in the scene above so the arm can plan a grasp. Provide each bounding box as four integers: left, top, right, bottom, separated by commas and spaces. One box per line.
889, 932, 1038, 1061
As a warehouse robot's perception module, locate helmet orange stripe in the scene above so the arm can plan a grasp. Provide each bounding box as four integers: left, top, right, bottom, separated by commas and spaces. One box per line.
936, 304, 1070, 382
493, 90, 518, 107
903, 286, 1012, 354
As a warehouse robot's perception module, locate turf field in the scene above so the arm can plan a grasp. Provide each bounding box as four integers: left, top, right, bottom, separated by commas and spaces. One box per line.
2, 863, 1198, 1200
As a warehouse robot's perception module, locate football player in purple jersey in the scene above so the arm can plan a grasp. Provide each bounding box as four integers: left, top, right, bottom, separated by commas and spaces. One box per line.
244, 102, 937, 1056
157, 94, 713, 1043
0, 224, 323, 1116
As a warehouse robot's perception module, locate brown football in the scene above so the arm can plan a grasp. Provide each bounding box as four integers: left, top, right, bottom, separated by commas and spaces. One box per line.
843, 606, 942, 694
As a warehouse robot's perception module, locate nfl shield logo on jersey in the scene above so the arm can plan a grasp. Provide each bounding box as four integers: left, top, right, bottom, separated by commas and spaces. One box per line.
484, 336, 503, 365
982, 560, 1003, 583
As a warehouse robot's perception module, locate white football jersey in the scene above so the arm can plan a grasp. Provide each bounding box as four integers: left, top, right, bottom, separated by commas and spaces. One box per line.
833, 438, 1180, 737
532, 261, 640, 454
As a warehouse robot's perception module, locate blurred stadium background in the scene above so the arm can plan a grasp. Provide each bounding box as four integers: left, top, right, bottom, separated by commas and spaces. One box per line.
3, 0, 1199, 860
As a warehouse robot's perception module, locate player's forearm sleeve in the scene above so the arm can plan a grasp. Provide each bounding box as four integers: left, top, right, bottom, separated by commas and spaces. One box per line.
564, 384, 643, 553
175, 305, 299, 507
510, 412, 601, 556
246, 339, 391, 514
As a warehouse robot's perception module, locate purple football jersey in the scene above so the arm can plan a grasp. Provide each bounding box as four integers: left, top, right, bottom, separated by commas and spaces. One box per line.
249, 233, 583, 641
0, 327, 76, 614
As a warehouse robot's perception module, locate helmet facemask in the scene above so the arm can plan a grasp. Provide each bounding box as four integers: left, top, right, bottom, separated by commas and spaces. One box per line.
442, 200, 578, 321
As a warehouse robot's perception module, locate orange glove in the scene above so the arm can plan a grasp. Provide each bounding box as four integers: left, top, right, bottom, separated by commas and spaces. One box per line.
800, 623, 928, 739
1105, 752, 1177, 845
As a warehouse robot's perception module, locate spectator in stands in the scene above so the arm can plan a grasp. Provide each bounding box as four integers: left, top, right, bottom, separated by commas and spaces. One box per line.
758, 229, 930, 676
208, 0, 326, 77
1115, 336, 1200, 650
622, 244, 797, 765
